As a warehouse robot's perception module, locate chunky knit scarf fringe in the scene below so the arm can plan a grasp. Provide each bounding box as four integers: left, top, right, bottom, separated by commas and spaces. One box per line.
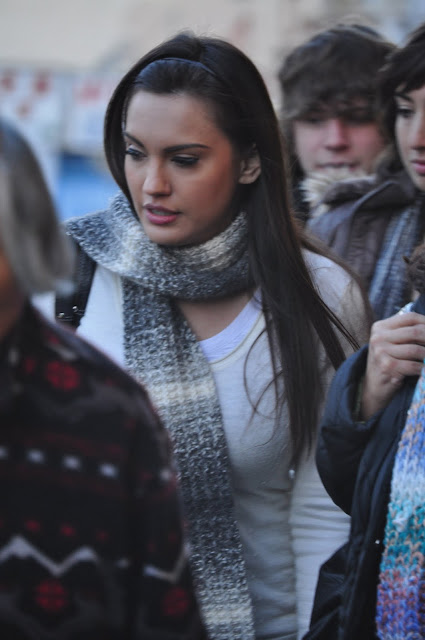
65, 193, 257, 639
376, 361, 425, 639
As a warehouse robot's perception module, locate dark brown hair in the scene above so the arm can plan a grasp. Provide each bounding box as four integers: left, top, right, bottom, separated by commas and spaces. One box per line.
377, 22, 425, 174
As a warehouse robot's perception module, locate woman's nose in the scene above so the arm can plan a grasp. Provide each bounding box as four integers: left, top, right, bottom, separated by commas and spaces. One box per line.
142, 161, 171, 195
410, 113, 425, 150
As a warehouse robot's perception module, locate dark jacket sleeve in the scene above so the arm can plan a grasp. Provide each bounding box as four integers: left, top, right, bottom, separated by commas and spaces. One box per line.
316, 345, 383, 515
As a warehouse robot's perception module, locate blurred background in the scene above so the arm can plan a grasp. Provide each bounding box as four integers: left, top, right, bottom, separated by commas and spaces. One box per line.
1, 0, 424, 219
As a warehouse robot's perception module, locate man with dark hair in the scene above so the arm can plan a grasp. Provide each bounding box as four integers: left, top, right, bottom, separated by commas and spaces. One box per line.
278, 23, 394, 221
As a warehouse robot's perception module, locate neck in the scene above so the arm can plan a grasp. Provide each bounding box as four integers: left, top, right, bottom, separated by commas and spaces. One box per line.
67, 195, 253, 301
178, 290, 253, 341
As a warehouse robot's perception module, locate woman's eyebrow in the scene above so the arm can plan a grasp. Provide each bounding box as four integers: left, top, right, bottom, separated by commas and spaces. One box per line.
123, 131, 144, 146
164, 143, 210, 152
395, 91, 413, 102
123, 132, 209, 153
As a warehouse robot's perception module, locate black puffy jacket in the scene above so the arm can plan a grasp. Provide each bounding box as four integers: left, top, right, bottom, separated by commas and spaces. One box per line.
304, 294, 425, 640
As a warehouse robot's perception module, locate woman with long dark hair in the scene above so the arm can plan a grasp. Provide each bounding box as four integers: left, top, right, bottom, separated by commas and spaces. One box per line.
37, 32, 369, 639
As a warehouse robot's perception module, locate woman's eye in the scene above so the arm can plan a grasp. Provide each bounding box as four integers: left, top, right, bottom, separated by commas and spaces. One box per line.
172, 155, 199, 167
396, 105, 413, 119
125, 146, 145, 160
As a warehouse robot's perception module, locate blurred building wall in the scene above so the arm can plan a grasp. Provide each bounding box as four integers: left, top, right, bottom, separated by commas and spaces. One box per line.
1, 0, 424, 218
2, 0, 424, 94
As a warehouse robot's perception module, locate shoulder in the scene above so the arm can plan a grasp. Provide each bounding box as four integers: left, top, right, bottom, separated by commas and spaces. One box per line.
303, 250, 353, 303
304, 170, 377, 218
304, 250, 370, 346
309, 170, 415, 223
63, 192, 129, 245
30, 304, 167, 457
26, 306, 175, 526
31, 304, 145, 401
63, 208, 109, 239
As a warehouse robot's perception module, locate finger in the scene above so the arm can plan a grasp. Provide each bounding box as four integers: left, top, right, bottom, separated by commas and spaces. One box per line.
370, 357, 424, 384
371, 312, 425, 340
380, 311, 425, 328
371, 324, 425, 348
389, 360, 424, 382
376, 343, 425, 364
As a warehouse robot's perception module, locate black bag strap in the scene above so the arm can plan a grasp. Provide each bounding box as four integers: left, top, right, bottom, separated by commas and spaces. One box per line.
55, 239, 96, 330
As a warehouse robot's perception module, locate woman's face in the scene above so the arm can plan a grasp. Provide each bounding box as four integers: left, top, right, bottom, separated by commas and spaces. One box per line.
123, 90, 258, 247
395, 84, 425, 192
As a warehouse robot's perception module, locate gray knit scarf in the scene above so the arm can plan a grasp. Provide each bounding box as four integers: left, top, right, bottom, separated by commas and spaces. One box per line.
65, 192, 257, 639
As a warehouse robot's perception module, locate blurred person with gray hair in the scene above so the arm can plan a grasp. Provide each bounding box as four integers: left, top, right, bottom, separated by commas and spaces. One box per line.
0, 117, 205, 639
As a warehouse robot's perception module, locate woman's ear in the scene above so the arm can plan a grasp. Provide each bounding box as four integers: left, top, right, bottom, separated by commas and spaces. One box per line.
238, 146, 261, 184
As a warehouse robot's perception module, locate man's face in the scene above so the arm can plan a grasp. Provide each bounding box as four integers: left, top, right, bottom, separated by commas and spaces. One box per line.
292, 101, 386, 177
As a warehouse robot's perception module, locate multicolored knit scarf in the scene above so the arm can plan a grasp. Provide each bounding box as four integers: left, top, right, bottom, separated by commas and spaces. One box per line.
65, 193, 257, 640
376, 360, 425, 638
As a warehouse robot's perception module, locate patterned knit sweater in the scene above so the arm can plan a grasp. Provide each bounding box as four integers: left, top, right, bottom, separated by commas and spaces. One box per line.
0, 304, 204, 639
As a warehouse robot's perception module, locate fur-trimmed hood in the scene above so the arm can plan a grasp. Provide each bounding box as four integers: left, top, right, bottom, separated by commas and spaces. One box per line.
302, 169, 416, 220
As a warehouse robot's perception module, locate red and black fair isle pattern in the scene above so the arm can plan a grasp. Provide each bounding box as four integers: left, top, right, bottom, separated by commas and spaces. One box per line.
0, 304, 205, 639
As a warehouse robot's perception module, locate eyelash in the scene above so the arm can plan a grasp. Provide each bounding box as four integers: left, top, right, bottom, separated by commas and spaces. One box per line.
124, 147, 199, 167
396, 105, 413, 119
125, 147, 145, 160
172, 156, 199, 167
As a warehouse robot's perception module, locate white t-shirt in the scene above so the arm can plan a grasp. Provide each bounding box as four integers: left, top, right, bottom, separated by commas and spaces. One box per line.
200, 295, 297, 638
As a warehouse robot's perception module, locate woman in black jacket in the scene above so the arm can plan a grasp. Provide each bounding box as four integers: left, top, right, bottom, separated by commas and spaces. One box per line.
305, 293, 425, 639
306, 255, 425, 635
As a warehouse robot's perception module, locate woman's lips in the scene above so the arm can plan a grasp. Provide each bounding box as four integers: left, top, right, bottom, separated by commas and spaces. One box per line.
412, 160, 425, 176
144, 205, 179, 225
